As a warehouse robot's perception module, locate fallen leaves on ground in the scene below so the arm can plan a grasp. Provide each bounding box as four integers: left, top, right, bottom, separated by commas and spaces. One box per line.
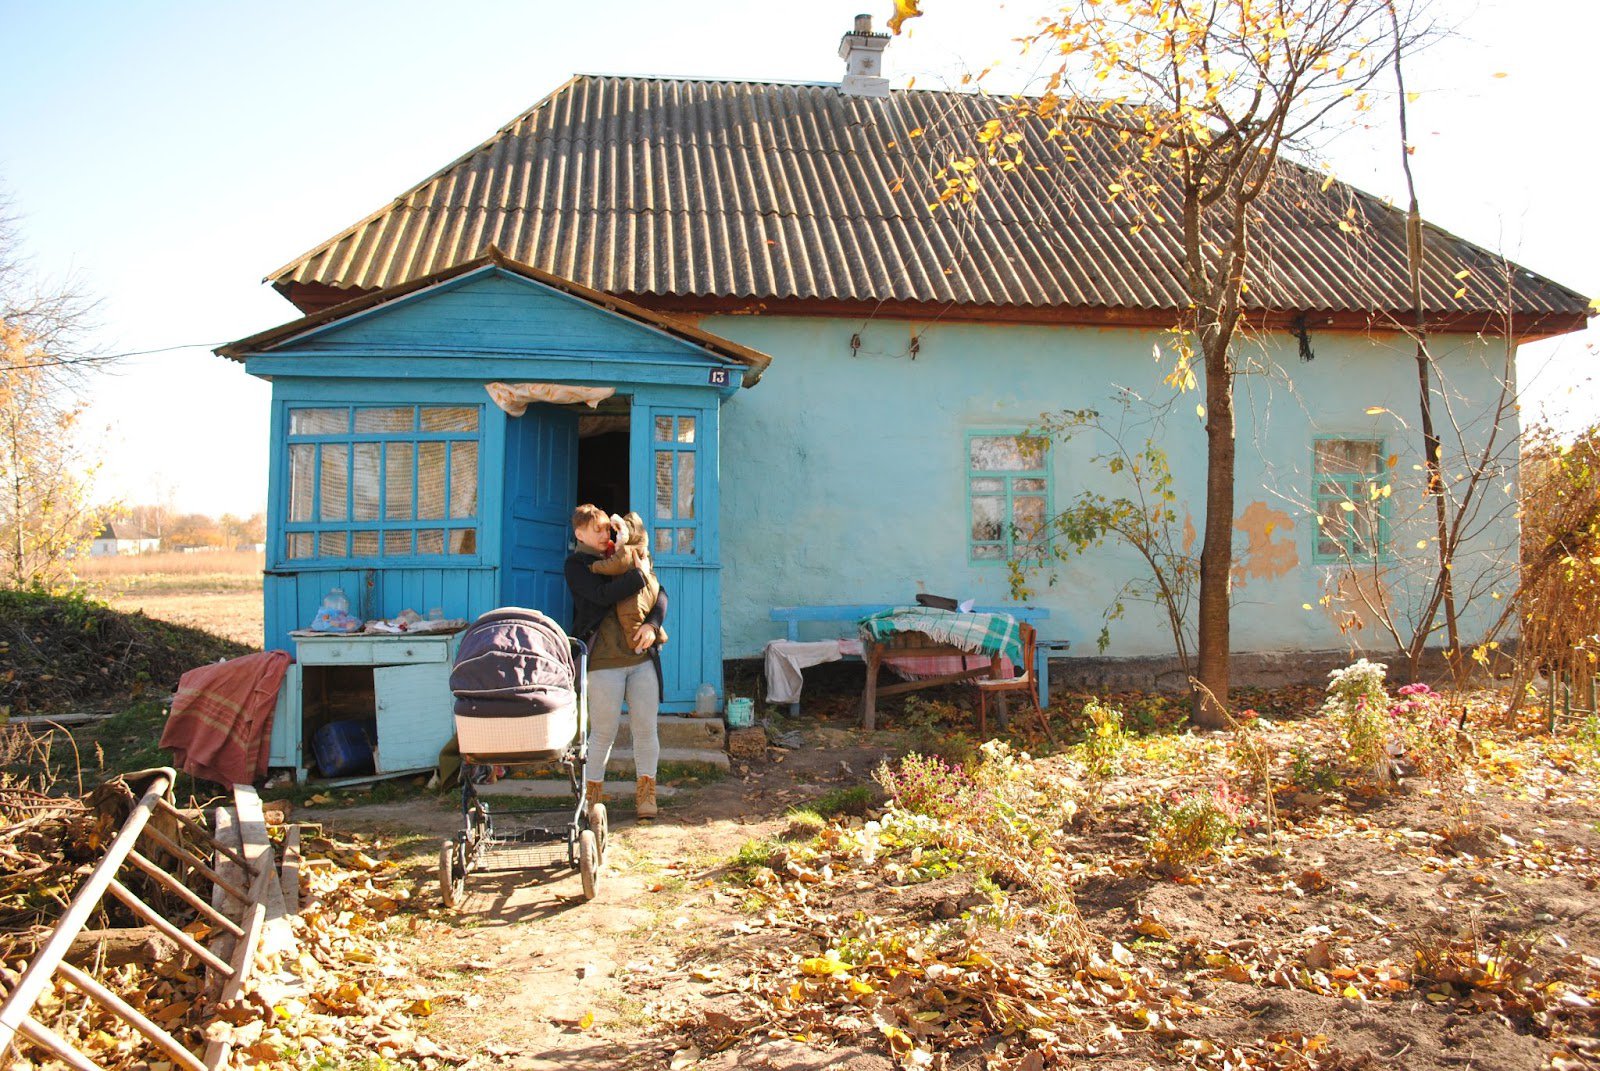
631, 690, 1600, 1070
205, 832, 467, 1068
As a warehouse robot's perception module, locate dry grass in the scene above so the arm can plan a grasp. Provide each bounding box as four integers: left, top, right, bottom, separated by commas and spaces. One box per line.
73, 551, 264, 648
1517, 425, 1600, 683
100, 590, 263, 648
73, 549, 264, 586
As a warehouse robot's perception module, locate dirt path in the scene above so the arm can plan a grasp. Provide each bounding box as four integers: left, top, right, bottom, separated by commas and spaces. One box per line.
308, 738, 895, 1069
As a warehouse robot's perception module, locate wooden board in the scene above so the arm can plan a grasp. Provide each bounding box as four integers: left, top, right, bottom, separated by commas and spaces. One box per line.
232, 786, 293, 958
279, 825, 301, 916
208, 806, 244, 976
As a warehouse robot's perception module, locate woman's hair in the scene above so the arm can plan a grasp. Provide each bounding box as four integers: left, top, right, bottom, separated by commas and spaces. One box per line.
571, 503, 609, 530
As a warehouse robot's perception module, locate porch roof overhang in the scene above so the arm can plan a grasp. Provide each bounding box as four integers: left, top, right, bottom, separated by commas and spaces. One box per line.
217, 247, 774, 387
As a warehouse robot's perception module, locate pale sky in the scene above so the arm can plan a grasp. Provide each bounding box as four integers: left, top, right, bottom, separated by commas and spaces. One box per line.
0, 0, 1593, 516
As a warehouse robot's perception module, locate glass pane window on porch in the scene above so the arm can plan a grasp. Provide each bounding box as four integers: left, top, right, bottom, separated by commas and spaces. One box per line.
967, 432, 1051, 562
284, 405, 481, 563
1313, 437, 1388, 562
652, 411, 699, 559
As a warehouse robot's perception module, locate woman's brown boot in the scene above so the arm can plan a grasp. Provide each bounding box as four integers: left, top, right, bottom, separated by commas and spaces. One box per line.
584, 780, 605, 821
635, 775, 658, 820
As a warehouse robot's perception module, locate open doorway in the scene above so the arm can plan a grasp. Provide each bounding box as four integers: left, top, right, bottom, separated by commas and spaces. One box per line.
575, 396, 630, 516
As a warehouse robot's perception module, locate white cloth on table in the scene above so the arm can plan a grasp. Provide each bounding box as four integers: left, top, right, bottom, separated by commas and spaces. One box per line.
764, 639, 848, 704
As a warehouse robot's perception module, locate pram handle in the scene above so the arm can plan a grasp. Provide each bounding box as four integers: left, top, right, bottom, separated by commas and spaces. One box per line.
569, 637, 589, 744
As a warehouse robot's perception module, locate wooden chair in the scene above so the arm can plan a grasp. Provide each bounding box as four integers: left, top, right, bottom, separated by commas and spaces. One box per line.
974, 623, 1056, 743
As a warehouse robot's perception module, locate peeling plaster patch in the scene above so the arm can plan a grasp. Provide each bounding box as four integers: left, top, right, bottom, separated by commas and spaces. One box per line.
1320, 567, 1389, 637
1232, 501, 1298, 586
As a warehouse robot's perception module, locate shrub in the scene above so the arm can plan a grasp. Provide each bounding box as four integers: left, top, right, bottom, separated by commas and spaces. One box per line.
1576, 713, 1600, 757
1289, 745, 1340, 793
875, 743, 1090, 958
1145, 781, 1247, 874
874, 752, 984, 820
1516, 423, 1600, 691
899, 697, 978, 767
1321, 659, 1398, 782
1078, 699, 1129, 778
1389, 682, 1470, 781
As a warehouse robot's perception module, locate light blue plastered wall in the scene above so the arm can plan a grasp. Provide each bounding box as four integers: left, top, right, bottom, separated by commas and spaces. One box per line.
704, 314, 1520, 660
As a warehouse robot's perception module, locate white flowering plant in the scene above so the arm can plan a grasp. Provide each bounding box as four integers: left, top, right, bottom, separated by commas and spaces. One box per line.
1320, 659, 1398, 783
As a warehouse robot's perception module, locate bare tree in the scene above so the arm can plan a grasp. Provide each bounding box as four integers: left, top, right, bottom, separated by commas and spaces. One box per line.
0, 188, 111, 588
0, 192, 101, 384
1301, 18, 1569, 689
1290, 274, 1528, 684
903, 0, 1424, 726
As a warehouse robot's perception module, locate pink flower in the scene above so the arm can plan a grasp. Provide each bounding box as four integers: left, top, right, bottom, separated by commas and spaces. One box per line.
1397, 682, 1433, 697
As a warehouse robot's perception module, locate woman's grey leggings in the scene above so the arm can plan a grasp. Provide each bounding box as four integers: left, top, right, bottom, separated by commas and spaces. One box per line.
584, 661, 660, 783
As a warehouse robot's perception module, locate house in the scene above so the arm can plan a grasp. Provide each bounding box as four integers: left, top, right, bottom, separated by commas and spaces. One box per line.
90, 522, 160, 557
221, 18, 1588, 709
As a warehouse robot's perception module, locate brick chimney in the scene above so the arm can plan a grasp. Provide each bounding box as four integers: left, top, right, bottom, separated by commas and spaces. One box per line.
838, 13, 890, 98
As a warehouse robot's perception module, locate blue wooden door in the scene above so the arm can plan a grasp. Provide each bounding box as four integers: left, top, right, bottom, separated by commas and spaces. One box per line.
501, 404, 578, 620
634, 402, 722, 712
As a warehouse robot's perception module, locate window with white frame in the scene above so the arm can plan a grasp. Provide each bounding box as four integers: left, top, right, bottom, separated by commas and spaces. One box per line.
651, 411, 700, 558
283, 405, 481, 562
967, 431, 1051, 562
1313, 437, 1389, 562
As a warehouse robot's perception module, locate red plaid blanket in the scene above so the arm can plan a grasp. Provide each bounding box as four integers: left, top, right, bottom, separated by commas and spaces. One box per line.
160, 651, 291, 786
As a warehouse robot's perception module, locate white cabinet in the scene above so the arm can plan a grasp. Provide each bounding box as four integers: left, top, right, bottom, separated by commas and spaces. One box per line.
270, 633, 461, 781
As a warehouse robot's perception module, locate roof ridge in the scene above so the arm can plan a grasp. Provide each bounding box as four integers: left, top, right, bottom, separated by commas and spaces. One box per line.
568, 71, 1067, 101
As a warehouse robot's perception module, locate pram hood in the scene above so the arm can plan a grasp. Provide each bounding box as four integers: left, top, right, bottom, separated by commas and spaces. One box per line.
450, 607, 576, 718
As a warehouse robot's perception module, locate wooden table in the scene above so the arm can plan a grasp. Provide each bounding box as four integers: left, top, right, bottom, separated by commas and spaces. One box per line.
769, 603, 1054, 718
860, 631, 1011, 732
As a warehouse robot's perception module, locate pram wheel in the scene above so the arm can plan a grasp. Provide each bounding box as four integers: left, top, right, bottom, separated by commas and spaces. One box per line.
439, 836, 467, 908
578, 829, 600, 901
590, 803, 609, 863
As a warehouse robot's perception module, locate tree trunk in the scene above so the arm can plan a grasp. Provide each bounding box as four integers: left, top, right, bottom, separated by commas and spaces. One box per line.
1387, 4, 1463, 685
1193, 338, 1237, 729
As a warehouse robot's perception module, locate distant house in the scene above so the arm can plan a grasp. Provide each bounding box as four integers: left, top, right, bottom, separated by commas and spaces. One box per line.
90, 522, 160, 557
222, 18, 1588, 705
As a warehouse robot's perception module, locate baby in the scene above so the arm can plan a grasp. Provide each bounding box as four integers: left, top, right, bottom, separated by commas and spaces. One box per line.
589, 511, 667, 652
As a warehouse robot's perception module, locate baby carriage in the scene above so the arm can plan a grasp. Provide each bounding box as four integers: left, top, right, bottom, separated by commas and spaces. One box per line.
439, 607, 607, 905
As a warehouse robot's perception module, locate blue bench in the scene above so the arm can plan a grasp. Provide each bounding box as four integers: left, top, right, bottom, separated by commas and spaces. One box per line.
767, 604, 1058, 717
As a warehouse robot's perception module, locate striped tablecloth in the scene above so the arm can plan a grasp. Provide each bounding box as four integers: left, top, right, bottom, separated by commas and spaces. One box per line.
857, 607, 1023, 667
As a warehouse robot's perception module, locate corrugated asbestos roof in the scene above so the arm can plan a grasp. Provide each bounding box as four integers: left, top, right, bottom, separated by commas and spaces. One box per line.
268, 75, 1587, 323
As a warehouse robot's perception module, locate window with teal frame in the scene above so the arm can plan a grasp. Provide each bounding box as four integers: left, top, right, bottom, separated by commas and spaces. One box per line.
966, 431, 1051, 563
1312, 437, 1389, 563
282, 404, 481, 563
650, 410, 700, 560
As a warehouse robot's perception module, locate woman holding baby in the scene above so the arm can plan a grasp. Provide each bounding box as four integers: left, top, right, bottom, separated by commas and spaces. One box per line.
563, 503, 667, 820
